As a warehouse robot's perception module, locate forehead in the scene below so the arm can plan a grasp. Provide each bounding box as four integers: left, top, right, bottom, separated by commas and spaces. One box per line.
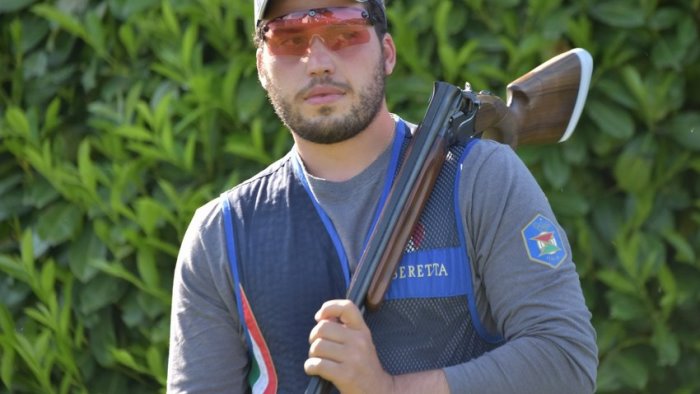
264, 0, 363, 20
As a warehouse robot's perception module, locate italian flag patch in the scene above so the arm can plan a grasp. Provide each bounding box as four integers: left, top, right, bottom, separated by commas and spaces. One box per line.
240, 286, 278, 394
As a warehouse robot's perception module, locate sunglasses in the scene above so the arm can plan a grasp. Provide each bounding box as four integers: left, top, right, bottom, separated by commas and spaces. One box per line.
261, 7, 376, 56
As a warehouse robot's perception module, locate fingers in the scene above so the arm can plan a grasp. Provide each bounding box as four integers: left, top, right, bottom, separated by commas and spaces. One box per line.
305, 299, 393, 393
314, 299, 364, 328
308, 327, 346, 363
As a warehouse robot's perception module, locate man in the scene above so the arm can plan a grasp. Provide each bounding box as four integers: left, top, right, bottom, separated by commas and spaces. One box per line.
167, 0, 598, 392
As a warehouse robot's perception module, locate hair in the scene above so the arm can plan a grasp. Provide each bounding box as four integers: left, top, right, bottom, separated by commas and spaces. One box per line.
253, 0, 388, 48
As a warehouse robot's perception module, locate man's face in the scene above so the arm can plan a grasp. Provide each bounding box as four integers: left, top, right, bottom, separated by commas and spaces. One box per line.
256, 0, 393, 144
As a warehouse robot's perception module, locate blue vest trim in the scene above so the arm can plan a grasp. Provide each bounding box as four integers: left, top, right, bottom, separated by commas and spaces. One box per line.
220, 192, 253, 351
454, 139, 504, 345
289, 119, 409, 285
291, 153, 352, 287
385, 247, 469, 299
363, 120, 407, 252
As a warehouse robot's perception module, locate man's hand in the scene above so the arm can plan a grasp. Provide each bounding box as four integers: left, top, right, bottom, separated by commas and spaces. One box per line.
304, 299, 395, 394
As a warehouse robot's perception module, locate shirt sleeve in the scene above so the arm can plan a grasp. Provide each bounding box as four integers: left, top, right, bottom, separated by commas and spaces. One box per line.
167, 201, 250, 393
443, 141, 598, 394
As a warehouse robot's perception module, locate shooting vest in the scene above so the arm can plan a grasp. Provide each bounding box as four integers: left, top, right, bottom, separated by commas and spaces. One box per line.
220, 121, 503, 393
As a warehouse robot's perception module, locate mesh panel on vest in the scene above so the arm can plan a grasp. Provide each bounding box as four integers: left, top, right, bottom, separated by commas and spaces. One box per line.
365, 141, 500, 374
406, 148, 462, 252
365, 296, 494, 375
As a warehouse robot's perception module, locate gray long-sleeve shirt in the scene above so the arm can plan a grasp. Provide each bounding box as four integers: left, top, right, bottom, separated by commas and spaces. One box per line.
167, 129, 598, 393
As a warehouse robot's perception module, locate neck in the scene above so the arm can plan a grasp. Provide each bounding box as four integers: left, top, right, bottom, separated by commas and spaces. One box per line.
293, 107, 396, 182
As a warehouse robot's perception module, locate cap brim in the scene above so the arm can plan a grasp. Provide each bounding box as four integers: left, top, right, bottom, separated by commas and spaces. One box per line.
255, 0, 384, 25
255, 0, 270, 26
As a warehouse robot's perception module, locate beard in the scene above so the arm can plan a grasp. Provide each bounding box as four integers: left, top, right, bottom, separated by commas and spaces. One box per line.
263, 54, 386, 144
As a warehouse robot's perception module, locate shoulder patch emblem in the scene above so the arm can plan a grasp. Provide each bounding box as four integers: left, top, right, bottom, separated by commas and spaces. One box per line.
521, 214, 567, 268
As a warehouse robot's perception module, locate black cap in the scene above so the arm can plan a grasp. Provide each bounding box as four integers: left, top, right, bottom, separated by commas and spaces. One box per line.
254, 0, 385, 27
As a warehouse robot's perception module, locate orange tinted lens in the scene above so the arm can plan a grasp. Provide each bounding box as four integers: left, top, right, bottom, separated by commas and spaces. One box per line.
267, 25, 370, 56
263, 7, 372, 56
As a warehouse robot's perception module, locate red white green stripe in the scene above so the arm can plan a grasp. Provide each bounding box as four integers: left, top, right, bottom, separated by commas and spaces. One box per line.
240, 286, 278, 394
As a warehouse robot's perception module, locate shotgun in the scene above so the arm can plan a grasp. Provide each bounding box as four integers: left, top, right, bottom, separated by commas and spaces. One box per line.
305, 48, 593, 394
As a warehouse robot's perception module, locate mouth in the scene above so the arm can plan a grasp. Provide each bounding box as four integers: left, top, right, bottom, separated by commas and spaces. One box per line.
302, 85, 347, 105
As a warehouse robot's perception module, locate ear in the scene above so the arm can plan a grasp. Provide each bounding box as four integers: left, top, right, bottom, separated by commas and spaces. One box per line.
381, 33, 397, 76
256, 47, 269, 90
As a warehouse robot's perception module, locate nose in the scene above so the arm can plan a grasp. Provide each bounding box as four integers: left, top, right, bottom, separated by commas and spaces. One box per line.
304, 36, 335, 77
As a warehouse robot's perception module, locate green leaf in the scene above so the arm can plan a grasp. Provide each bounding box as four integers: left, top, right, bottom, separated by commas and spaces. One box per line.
237, 78, 266, 123
94, 260, 170, 304
78, 139, 97, 193
108, 0, 159, 19
161, 0, 180, 37
637, 233, 665, 282
657, 263, 677, 317
146, 346, 166, 384
651, 321, 680, 366
20, 230, 35, 276
590, 2, 646, 28
22, 176, 59, 209
181, 24, 198, 74
23, 51, 48, 79
24, 304, 52, 328
4, 106, 32, 138
137, 291, 164, 320
0, 304, 16, 338
153, 93, 172, 136
32, 4, 88, 40
542, 149, 570, 189
607, 291, 647, 321
0, 174, 22, 197
43, 97, 61, 134
0, 191, 24, 223
0, 0, 36, 13
614, 149, 652, 193
36, 202, 82, 246
114, 125, 154, 142
79, 273, 126, 315
68, 229, 105, 282
547, 191, 590, 217
597, 269, 638, 295
183, 133, 197, 172
1, 341, 15, 389
88, 309, 116, 367
586, 99, 635, 140
13, 334, 51, 389
613, 352, 649, 390
134, 197, 170, 235
136, 246, 159, 289
667, 112, 700, 151
118, 23, 138, 60
0, 255, 29, 284
111, 348, 149, 374
649, 8, 683, 30
120, 292, 145, 328
621, 66, 653, 124
39, 260, 56, 300
663, 231, 696, 264
58, 275, 74, 337
83, 10, 107, 56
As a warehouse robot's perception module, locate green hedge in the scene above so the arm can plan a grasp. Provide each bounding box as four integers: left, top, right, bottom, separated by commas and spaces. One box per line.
0, 0, 698, 392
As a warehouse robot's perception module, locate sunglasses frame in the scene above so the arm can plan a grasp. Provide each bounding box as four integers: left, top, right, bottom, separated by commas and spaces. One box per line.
256, 3, 387, 53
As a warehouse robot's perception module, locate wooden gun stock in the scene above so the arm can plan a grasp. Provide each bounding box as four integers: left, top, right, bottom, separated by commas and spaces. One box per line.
477, 48, 593, 147
305, 48, 593, 394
